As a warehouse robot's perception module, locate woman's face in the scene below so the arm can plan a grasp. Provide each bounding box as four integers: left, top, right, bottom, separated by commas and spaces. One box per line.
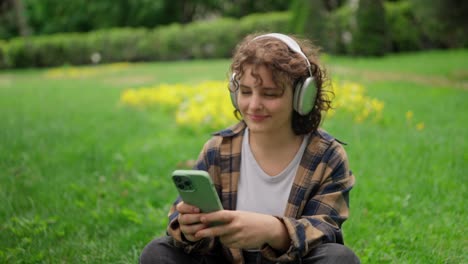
237, 64, 294, 136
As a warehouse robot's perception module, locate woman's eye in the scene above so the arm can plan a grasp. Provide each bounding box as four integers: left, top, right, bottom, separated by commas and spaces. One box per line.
240, 90, 251, 95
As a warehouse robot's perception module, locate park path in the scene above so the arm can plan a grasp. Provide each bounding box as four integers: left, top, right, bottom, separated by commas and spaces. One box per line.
329, 66, 468, 90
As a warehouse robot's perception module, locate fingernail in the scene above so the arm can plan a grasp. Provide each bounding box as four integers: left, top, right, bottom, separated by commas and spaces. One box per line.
193, 207, 200, 213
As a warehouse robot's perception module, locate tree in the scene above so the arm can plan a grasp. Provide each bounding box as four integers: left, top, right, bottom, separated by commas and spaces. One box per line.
352, 0, 389, 56
0, 0, 30, 39
410, 0, 468, 48
222, 0, 289, 18
289, 0, 333, 50
2, 0, 292, 39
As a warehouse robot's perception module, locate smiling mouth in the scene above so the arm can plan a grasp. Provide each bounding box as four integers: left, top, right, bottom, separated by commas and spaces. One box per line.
248, 114, 269, 122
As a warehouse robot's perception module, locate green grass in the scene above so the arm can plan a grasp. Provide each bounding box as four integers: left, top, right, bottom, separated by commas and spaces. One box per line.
1, 51, 467, 263
326, 49, 468, 78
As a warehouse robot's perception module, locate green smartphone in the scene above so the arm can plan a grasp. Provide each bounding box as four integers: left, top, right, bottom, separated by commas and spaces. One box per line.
172, 170, 223, 213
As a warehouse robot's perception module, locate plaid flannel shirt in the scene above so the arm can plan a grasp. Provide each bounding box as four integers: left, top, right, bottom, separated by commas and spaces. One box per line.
167, 121, 355, 263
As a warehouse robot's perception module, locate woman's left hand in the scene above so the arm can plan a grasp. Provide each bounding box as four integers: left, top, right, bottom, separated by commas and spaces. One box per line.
195, 210, 290, 250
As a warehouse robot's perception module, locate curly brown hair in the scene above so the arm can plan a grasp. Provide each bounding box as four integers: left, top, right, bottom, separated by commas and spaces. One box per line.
229, 33, 333, 135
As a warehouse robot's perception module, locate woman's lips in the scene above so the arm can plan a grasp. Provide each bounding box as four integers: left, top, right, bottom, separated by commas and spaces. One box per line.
248, 114, 269, 122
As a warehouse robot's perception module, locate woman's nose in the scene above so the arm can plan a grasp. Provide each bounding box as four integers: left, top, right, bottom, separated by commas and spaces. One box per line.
248, 93, 263, 110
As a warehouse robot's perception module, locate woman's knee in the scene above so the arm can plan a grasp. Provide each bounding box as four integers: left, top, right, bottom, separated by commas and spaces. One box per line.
139, 236, 227, 264
139, 236, 178, 264
304, 243, 360, 264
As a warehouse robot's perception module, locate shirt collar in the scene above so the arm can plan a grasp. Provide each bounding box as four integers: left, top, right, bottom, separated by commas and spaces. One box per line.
212, 121, 343, 145
212, 121, 246, 137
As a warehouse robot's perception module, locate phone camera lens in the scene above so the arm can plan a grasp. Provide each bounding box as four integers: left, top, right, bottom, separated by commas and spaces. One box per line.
183, 180, 193, 190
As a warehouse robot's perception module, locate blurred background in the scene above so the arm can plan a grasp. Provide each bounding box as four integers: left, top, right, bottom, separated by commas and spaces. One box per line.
0, 0, 467, 69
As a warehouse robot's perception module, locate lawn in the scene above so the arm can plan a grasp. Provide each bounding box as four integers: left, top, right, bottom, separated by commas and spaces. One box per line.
0, 50, 467, 263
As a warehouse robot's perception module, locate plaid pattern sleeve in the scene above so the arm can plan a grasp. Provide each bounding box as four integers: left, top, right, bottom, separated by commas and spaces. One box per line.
166, 135, 224, 254
260, 132, 356, 262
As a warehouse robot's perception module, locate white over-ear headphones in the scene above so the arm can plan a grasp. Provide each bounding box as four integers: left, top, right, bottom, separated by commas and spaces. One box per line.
229, 33, 317, 116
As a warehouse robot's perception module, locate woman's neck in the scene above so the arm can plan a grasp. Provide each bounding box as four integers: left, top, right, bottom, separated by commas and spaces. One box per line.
248, 128, 303, 152
247, 128, 305, 176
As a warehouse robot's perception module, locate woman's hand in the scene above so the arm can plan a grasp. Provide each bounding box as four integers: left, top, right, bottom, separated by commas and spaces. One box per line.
195, 210, 290, 250
176, 201, 208, 242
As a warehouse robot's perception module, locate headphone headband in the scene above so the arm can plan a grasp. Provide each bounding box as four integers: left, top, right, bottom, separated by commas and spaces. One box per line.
252, 33, 311, 71
229, 33, 317, 116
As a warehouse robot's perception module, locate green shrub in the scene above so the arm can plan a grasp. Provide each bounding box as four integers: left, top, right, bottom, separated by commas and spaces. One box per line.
0, 41, 6, 69
352, 0, 389, 56
410, 0, 468, 49
385, 1, 422, 52
4, 38, 34, 68
238, 12, 292, 37
289, 0, 330, 51
5, 33, 94, 68
94, 28, 149, 63
34, 35, 72, 67
0, 12, 291, 69
179, 18, 239, 59
154, 24, 186, 60
328, 1, 427, 55
327, 4, 355, 55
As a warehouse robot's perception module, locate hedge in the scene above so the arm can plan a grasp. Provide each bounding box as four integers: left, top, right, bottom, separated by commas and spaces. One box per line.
0, 41, 6, 69
0, 12, 292, 69
325, 0, 427, 55
0, 4, 456, 69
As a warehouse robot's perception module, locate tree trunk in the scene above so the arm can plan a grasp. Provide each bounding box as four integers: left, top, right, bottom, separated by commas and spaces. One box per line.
13, 0, 30, 36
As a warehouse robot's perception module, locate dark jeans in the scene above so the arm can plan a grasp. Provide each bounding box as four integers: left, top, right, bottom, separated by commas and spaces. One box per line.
140, 236, 360, 264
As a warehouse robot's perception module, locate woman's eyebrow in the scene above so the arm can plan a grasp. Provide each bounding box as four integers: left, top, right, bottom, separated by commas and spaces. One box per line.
239, 84, 278, 90
263, 87, 280, 91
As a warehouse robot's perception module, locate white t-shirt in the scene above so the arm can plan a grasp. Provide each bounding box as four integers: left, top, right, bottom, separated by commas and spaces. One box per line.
236, 128, 309, 216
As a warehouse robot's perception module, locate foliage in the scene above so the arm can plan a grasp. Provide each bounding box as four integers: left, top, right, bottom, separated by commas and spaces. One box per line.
384, 0, 422, 52
289, 0, 329, 49
341, 0, 467, 54
410, 0, 468, 48
0, 40, 6, 68
1, 1, 467, 67
290, 0, 468, 56
352, 0, 389, 56
220, 0, 289, 18
326, 3, 355, 54
237, 12, 292, 36
0, 0, 17, 39
23, 0, 220, 34
175, 18, 239, 59
0, 12, 291, 69
0, 0, 288, 40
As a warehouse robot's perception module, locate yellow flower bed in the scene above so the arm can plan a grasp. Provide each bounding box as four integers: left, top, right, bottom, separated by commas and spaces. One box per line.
44, 63, 130, 79
121, 81, 237, 130
120, 80, 385, 130
329, 81, 384, 123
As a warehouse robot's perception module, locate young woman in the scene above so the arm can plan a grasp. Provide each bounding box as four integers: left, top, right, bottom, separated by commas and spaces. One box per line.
140, 33, 360, 264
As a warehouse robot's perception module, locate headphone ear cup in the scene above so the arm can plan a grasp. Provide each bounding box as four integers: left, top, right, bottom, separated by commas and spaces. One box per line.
293, 77, 317, 115
229, 73, 239, 110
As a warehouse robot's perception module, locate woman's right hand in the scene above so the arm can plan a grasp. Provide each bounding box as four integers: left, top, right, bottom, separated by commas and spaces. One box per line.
176, 201, 208, 242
